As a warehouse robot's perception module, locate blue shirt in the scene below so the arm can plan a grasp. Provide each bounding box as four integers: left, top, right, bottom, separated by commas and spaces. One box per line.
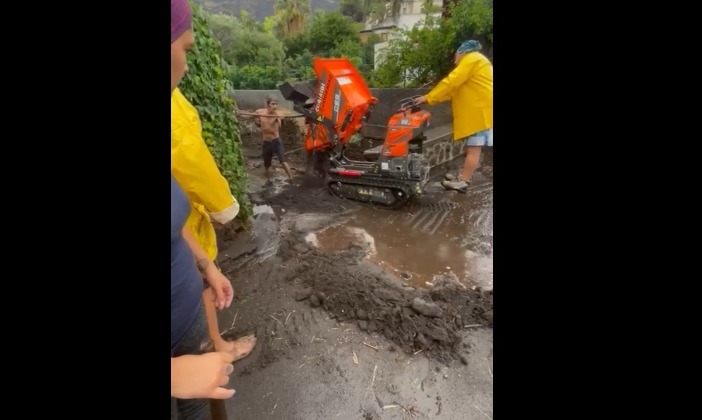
171, 175, 204, 351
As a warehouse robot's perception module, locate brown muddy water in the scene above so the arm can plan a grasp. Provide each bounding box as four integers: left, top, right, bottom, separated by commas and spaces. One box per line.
305, 180, 493, 290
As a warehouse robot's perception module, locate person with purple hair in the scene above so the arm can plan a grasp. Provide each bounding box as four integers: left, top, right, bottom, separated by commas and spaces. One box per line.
170, 0, 237, 418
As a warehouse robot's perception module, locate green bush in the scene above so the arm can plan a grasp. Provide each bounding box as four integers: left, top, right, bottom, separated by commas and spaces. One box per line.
228, 65, 282, 90
179, 0, 251, 221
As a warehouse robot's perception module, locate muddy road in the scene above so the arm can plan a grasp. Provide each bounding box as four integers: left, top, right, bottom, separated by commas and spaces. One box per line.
216, 121, 493, 419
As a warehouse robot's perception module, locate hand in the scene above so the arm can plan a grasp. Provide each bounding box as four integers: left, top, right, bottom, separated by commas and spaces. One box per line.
204, 265, 234, 310
414, 95, 427, 105
171, 352, 235, 400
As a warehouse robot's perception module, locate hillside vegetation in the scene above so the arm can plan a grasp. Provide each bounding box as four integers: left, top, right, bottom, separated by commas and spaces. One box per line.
196, 0, 339, 21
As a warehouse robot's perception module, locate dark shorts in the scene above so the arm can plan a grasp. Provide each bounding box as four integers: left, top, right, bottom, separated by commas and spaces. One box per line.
171, 306, 214, 420
262, 138, 286, 168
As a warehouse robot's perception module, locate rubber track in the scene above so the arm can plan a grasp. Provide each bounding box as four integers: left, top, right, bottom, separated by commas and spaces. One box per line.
326, 175, 419, 210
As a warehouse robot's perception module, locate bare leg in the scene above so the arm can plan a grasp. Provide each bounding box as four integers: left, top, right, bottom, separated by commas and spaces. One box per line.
203, 288, 257, 362
459, 146, 482, 182
281, 162, 294, 181
264, 165, 273, 186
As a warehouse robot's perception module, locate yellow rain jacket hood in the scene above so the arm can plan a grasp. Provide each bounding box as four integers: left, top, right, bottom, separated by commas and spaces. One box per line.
426, 51, 493, 140
171, 88, 240, 260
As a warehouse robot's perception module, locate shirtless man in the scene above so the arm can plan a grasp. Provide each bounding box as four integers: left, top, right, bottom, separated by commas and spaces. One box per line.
243, 95, 294, 184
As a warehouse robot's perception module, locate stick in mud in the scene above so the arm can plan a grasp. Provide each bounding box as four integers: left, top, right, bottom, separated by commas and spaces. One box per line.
475, 405, 492, 420
363, 342, 380, 351
269, 314, 284, 328
365, 364, 377, 399
284, 310, 294, 325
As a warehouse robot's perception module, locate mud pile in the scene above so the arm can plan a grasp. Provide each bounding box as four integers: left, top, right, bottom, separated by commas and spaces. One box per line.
278, 240, 493, 364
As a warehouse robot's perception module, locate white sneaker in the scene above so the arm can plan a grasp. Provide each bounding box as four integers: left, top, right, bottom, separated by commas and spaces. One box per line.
441, 179, 470, 192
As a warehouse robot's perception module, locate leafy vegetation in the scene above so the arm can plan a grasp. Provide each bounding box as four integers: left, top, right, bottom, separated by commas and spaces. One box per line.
177, 0, 492, 221
179, 1, 252, 221
197, 0, 492, 90
373, 0, 493, 87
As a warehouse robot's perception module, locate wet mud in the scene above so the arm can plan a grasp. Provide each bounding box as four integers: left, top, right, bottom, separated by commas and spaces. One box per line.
216, 125, 493, 418
219, 170, 492, 367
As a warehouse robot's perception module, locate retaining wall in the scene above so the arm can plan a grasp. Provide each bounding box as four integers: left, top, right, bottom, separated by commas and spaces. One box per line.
231, 88, 474, 179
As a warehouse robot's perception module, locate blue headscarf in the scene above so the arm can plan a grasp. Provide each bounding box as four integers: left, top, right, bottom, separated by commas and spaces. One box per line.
456, 40, 482, 55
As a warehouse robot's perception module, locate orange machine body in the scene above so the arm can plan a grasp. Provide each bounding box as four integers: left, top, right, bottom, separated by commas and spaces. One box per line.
305, 57, 378, 152
382, 107, 432, 158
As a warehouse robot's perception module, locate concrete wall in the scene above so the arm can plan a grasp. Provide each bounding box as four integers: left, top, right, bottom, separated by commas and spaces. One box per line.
231, 88, 453, 128
230, 90, 295, 111
230, 88, 471, 180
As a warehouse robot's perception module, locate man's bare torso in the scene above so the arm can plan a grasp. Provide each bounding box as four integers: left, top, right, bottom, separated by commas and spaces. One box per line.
255, 109, 281, 141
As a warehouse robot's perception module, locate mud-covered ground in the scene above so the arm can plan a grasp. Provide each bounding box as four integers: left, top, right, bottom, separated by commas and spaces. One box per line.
215, 119, 493, 419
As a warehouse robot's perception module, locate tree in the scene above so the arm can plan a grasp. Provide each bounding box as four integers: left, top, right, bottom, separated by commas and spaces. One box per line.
307, 11, 361, 55
340, 0, 365, 22
363, 0, 404, 24
331, 38, 364, 70
274, 0, 311, 37
206, 12, 285, 69
228, 65, 283, 90
373, 0, 493, 87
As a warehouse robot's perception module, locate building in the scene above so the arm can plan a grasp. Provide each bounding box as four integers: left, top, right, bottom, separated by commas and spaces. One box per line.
358, 0, 444, 69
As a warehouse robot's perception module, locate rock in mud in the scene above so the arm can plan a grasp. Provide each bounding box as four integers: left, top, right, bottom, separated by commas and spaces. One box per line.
411, 297, 443, 317
356, 309, 368, 320
293, 243, 310, 254
309, 294, 321, 307
358, 320, 368, 331
294, 288, 313, 301
293, 213, 333, 234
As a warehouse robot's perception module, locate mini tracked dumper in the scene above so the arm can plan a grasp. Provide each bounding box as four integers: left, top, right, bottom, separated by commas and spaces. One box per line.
279, 57, 432, 208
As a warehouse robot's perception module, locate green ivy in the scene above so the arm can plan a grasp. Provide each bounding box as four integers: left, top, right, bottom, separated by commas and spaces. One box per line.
179, 0, 251, 221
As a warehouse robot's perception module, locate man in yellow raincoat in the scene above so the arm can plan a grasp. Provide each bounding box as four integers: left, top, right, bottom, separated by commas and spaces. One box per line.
415, 40, 493, 191
171, 87, 256, 360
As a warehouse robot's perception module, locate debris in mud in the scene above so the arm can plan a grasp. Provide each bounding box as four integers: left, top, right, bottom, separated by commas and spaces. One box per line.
294, 213, 335, 234
293, 288, 313, 301
278, 239, 493, 364
410, 297, 442, 318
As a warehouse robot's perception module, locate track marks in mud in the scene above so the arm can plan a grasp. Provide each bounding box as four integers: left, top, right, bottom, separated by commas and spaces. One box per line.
406, 201, 461, 234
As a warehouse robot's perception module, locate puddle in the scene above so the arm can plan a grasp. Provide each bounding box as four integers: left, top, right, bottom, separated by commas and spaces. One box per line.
308, 181, 493, 289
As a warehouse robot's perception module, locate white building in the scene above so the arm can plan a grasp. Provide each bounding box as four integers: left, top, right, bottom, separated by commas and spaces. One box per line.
358, 0, 443, 69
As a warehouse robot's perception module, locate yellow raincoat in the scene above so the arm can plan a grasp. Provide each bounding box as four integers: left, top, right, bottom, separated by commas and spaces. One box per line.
171, 88, 240, 260
426, 51, 493, 140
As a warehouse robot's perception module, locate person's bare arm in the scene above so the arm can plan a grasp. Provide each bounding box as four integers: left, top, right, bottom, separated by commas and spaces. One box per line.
182, 226, 234, 309
182, 226, 216, 275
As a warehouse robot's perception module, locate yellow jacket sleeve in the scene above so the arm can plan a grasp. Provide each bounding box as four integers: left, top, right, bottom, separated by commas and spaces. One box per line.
425, 54, 478, 105
171, 88, 240, 225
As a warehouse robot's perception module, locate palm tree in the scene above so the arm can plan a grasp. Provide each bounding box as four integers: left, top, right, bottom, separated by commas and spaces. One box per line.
274, 0, 310, 37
